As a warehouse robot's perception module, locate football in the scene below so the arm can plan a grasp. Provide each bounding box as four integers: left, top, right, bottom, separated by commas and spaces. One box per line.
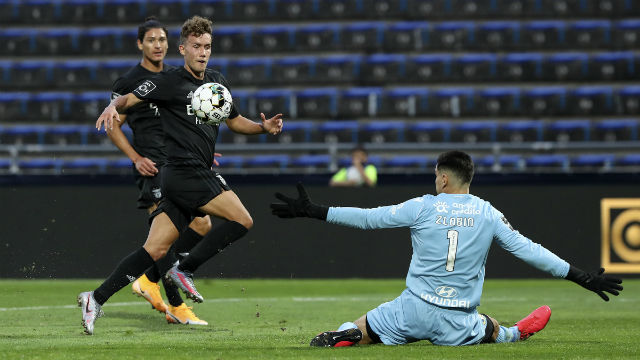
191, 82, 233, 125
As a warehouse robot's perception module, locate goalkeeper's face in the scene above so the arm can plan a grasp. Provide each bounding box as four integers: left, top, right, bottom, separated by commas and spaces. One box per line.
138, 28, 168, 64
180, 33, 212, 77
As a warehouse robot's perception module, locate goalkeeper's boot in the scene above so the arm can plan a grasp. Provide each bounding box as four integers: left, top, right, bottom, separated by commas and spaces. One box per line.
516, 305, 551, 340
165, 303, 208, 325
310, 328, 363, 347
132, 274, 168, 313
165, 265, 204, 303
77, 291, 104, 335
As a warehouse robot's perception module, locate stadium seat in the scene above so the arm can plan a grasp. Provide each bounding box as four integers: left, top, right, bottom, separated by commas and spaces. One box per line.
432, 88, 475, 117
146, 0, 188, 23
526, 154, 569, 170
496, 154, 525, 170
476, 21, 520, 51
545, 119, 591, 142
295, 24, 340, 52
499, 53, 543, 82
497, 120, 544, 142
275, 0, 315, 20
18, 0, 57, 23
226, 58, 272, 86
452, 54, 497, 82
593, 119, 638, 141
0, 0, 17, 24
406, 54, 453, 83
10, 61, 54, 89
62, 158, 108, 174
102, 0, 145, 23
96, 60, 137, 88
360, 121, 406, 143
339, 154, 383, 168
383, 22, 429, 52
568, 86, 614, 115
566, 20, 611, 50
245, 154, 290, 169
384, 155, 431, 169
44, 124, 90, 145
543, 52, 589, 81
522, 87, 567, 116
252, 25, 295, 53
339, 87, 383, 118
341, 22, 385, 52
362, 0, 405, 18
0, 92, 30, 122
37, 29, 79, 55
379, 87, 429, 117
316, 120, 359, 143
78, 28, 122, 55
107, 157, 134, 171
406, 0, 447, 19
615, 19, 640, 50
214, 155, 245, 170
1, 125, 47, 145
31, 92, 74, 122
254, 89, 292, 120
189, 0, 229, 21
54, 60, 97, 88
451, 121, 497, 143
228, 89, 251, 117
406, 121, 452, 143
267, 120, 314, 143
539, 0, 581, 17
69, 91, 110, 123
228, 0, 273, 21
290, 154, 331, 168
492, 0, 532, 17
361, 54, 407, 85
18, 158, 63, 173
315, 0, 363, 19
451, 0, 492, 17
0, 158, 11, 171
570, 154, 615, 168
211, 26, 251, 54
315, 55, 361, 84
522, 21, 566, 49
0, 28, 37, 56
295, 88, 338, 119
58, 0, 102, 24
616, 154, 640, 166
0, 60, 11, 89
430, 21, 475, 50
617, 86, 640, 115
272, 57, 315, 85
590, 52, 635, 81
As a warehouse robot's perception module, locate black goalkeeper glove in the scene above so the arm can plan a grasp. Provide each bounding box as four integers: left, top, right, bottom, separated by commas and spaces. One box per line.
270, 182, 328, 220
565, 266, 623, 301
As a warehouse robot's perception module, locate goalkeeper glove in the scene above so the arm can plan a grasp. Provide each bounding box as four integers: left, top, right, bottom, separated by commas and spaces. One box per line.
565, 266, 623, 301
270, 183, 328, 220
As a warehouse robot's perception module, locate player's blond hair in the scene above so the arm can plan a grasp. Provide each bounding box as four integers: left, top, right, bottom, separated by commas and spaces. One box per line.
180, 16, 212, 45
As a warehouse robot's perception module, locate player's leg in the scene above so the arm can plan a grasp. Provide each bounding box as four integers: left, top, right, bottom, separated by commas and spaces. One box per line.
481, 306, 551, 343
309, 314, 381, 347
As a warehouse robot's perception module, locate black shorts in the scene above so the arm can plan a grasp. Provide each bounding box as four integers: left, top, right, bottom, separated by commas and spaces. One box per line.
151, 164, 231, 232
134, 169, 163, 209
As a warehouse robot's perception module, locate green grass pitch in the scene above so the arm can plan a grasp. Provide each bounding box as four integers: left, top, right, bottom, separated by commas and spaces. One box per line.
0, 278, 638, 359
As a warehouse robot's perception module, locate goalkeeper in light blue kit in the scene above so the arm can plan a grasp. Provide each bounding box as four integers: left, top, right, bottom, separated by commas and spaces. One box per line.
271, 150, 623, 347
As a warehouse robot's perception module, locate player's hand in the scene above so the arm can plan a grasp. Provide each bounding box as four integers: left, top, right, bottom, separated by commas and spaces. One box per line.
261, 113, 283, 135
566, 266, 623, 301
96, 105, 120, 131
213, 152, 222, 167
134, 157, 158, 176
270, 182, 328, 220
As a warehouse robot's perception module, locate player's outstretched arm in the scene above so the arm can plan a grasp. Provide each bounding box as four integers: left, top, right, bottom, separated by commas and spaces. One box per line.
96, 93, 142, 131
226, 113, 283, 135
270, 183, 328, 220
565, 266, 623, 301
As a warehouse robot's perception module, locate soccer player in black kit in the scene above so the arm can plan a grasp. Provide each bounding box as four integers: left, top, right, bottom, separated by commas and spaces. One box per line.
107, 17, 209, 325
79, 16, 283, 335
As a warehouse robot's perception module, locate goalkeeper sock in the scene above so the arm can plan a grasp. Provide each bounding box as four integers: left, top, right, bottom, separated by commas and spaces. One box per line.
178, 221, 248, 273
495, 326, 521, 343
338, 322, 358, 331
93, 247, 154, 305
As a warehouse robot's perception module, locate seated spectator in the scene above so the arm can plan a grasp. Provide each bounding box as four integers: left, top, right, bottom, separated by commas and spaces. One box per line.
330, 145, 377, 187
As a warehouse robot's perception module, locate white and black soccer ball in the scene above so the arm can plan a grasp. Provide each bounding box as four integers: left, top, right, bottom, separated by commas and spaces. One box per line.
191, 82, 233, 125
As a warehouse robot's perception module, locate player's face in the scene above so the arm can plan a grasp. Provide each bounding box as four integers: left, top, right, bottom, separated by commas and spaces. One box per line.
180, 33, 212, 77
138, 28, 168, 63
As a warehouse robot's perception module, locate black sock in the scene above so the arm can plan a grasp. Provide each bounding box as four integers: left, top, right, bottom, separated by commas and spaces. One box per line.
144, 264, 161, 283
174, 227, 205, 259
93, 247, 154, 305
178, 221, 248, 273
156, 247, 183, 307
156, 246, 178, 274
163, 277, 184, 307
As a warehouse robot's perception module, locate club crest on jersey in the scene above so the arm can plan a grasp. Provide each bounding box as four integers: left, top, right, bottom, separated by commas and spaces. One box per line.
134, 80, 156, 97
433, 201, 449, 213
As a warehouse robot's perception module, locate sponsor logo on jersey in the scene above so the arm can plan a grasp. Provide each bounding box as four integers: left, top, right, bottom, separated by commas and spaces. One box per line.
187, 91, 193, 99
152, 187, 162, 199
421, 291, 470, 308
134, 80, 156, 97
435, 286, 458, 298
501, 216, 514, 231
451, 203, 481, 215
433, 201, 449, 213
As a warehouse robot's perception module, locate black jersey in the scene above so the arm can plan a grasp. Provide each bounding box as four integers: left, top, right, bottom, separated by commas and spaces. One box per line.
132, 66, 239, 168
111, 64, 170, 165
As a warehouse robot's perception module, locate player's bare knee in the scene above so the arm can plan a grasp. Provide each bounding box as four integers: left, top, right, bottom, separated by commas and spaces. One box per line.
190, 216, 212, 235
236, 215, 253, 230
488, 316, 500, 342
143, 245, 168, 261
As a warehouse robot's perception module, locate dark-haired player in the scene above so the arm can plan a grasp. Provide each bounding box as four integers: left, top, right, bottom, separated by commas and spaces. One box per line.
271, 151, 623, 347
79, 16, 283, 335
106, 16, 209, 326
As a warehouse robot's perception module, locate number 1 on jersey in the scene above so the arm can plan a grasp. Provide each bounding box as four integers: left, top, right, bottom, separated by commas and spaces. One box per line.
446, 230, 459, 272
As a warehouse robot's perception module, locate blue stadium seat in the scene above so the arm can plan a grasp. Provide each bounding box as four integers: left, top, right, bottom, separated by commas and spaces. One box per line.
500, 53, 543, 82
492, 0, 531, 17
62, 158, 109, 173
431, 21, 475, 50
567, 20, 611, 49
108, 157, 134, 170
476, 21, 520, 51
339, 154, 383, 168
10, 60, 54, 89
245, 154, 290, 169
407, 121, 452, 142
342, 22, 385, 52
316, 120, 359, 143
539, 0, 581, 17
0, 158, 11, 171
189, 0, 229, 21
315, 55, 362, 84
522, 86, 567, 116
522, 21, 566, 49
44, 124, 90, 145
617, 86, 640, 115
18, 0, 57, 23
497, 154, 525, 170
591, 52, 635, 81
214, 155, 245, 169
211, 26, 251, 53
0, 28, 37, 56
0, 60, 11, 89
594, 119, 638, 141
228, 0, 272, 21
275, 0, 315, 20
616, 154, 640, 166
291, 154, 331, 168
58, 0, 102, 24
18, 158, 63, 172
406, 0, 447, 19
360, 121, 406, 143
316, 0, 363, 19
70, 91, 110, 123
498, 120, 544, 142
545, 119, 591, 142
78, 28, 122, 55
1, 125, 47, 145
379, 87, 429, 117
0, 0, 17, 24
361, 54, 407, 84
268, 120, 314, 143
543, 52, 589, 81
384, 22, 429, 52
569, 86, 614, 115
252, 25, 295, 53
296, 88, 338, 118
146, 0, 188, 23
55, 60, 97, 88
407, 54, 453, 83
227, 58, 272, 86
272, 56, 315, 84
451, 0, 492, 17
474, 155, 496, 168
452, 121, 497, 143
384, 155, 431, 169
452, 54, 497, 82
571, 154, 615, 168
97, 59, 137, 87
432, 88, 475, 117
615, 19, 640, 49
102, 0, 144, 23
254, 89, 292, 121
0, 92, 30, 122
37, 29, 79, 55
229, 89, 251, 116
362, 0, 406, 18
31, 92, 74, 122
526, 154, 569, 170
339, 87, 383, 118
295, 24, 340, 52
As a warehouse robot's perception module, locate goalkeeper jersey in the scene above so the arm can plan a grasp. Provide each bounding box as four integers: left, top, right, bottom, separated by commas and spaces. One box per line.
327, 192, 570, 309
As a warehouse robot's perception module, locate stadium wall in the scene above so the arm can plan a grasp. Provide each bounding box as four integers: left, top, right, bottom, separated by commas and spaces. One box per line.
1, 175, 639, 279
